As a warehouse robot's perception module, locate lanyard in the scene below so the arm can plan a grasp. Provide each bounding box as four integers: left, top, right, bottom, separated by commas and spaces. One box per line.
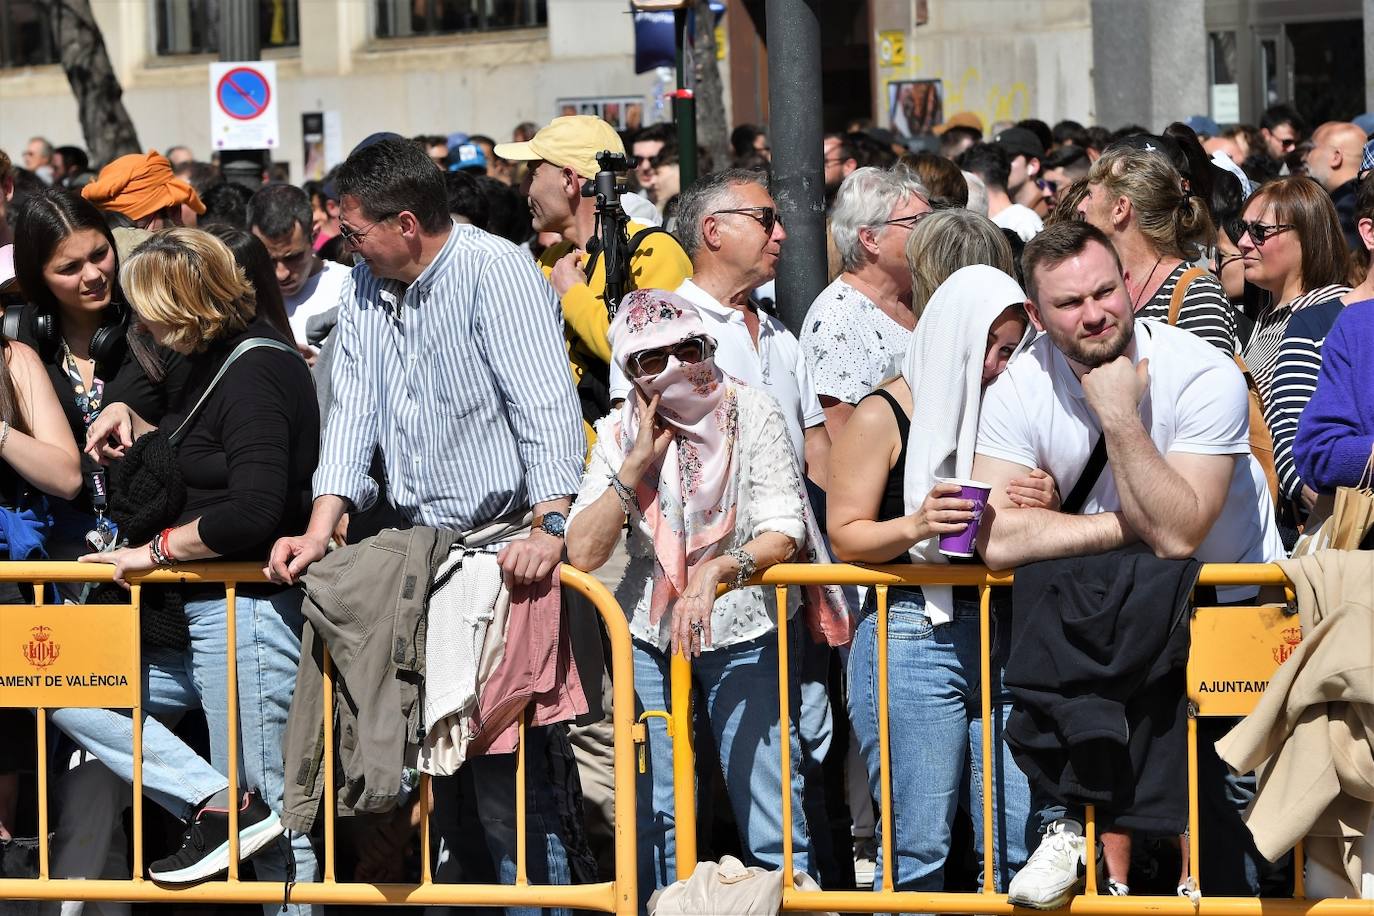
60, 342, 104, 427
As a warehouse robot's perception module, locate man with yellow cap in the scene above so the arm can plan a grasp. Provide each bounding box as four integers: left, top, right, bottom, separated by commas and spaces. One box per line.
496, 116, 692, 433
82, 150, 205, 230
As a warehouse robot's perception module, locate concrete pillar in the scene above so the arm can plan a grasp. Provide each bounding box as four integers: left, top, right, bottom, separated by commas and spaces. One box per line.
300, 0, 368, 76
1091, 0, 1209, 130
1366, 0, 1374, 112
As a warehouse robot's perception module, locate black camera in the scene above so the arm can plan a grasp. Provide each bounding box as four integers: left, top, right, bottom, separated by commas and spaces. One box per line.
582, 150, 631, 207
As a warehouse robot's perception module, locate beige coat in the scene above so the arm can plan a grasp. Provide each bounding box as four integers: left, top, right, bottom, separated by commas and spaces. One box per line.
1215, 550, 1374, 897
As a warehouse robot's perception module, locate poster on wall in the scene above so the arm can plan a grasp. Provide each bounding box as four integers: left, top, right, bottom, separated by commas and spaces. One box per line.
555, 96, 648, 132
887, 79, 943, 138
301, 111, 344, 181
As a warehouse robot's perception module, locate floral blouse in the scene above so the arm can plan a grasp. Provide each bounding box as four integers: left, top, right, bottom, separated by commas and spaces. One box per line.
571, 385, 808, 652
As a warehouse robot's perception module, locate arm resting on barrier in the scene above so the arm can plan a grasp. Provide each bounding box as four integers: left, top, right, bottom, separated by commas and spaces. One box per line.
974, 452, 1134, 569
265, 494, 350, 585
80, 518, 217, 586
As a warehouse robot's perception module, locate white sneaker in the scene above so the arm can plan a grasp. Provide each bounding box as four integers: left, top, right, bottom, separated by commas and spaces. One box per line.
1007, 819, 1087, 910
852, 835, 877, 889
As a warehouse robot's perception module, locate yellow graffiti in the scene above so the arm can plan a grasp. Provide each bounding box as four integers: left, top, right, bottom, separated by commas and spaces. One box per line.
885, 54, 1030, 127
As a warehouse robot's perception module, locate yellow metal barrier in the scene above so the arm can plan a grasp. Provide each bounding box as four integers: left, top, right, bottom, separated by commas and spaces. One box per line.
660, 562, 1365, 914
0, 561, 637, 914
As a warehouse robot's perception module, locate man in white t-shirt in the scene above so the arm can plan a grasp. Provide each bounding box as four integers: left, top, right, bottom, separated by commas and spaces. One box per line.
958, 141, 1043, 242
609, 168, 830, 483
248, 183, 350, 352
972, 221, 1282, 909
801, 166, 928, 437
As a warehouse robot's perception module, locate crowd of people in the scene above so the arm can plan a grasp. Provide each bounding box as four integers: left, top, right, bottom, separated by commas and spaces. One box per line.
0, 96, 1370, 916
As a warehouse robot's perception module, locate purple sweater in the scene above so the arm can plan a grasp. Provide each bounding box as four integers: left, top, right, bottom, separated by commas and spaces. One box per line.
1295, 298, 1374, 491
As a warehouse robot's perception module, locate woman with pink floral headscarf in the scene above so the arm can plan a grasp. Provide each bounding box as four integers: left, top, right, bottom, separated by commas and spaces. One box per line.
567, 288, 817, 902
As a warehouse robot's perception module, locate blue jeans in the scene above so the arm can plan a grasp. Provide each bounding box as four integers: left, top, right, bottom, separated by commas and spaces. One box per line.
430, 724, 573, 916
847, 588, 1031, 892
633, 631, 813, 904
50, 589, 318, 916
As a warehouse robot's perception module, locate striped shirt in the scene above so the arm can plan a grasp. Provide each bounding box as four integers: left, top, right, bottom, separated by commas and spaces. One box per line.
1138, 263, 1238, 353
313, 221, 585, 530
1266, 297, 1348, 500
1245, 285, 1349, 410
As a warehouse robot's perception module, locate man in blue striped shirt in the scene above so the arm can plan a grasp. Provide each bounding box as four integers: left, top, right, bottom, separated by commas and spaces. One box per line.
267, 137, 586, 905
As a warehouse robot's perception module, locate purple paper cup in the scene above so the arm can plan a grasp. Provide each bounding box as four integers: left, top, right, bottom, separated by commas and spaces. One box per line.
937, 477, 992, 559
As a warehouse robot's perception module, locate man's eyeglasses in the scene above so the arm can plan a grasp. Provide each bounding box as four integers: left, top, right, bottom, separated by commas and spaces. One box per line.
1238, 220, 1295, 245
626, 336, 713, 377
339, 213, 398, 247
711, 206, 780, 235
1214, 252, 1245, 273
879, 211, 932, 232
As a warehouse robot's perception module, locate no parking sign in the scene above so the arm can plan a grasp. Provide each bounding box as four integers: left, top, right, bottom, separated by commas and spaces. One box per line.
209, 61, 280, 151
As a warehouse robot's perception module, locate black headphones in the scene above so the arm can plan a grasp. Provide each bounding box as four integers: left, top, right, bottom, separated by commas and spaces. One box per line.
26, 304, 131, 374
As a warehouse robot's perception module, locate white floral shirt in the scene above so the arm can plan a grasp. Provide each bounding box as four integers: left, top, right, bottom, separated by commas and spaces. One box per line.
571, 385, 807, 652
800, 277, 913, 406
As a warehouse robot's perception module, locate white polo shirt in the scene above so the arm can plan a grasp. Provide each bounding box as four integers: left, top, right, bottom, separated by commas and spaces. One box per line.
610, 278, 825, 465
977, 320, 1282, 595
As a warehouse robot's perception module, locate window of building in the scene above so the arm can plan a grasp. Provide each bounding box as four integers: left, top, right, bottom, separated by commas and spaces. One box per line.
374, 0, 547, 39
0, 0, 59, 69
155, 0, 299, 56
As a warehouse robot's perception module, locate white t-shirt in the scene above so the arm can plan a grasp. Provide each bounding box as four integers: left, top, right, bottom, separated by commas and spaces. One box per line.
990, 203, 1044, 242
977, 320, 1282, 593
610, 278, 825, 464
800, 277, 913, 405
284, 259, 351, 346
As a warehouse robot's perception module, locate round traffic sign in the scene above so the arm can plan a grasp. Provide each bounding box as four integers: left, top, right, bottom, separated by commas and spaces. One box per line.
216, 67, 271, 121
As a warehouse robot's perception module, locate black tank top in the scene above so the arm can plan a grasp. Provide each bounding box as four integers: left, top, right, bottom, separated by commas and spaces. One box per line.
864, 388, 978, 601
865, 389, 914, 565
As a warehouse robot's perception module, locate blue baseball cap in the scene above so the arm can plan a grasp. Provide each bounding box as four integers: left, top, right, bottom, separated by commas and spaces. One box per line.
1183, 115, 1221, 138
447, 142, 487, 173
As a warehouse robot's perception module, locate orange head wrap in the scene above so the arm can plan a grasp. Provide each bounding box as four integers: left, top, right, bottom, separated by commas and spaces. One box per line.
82, 150, 205, 220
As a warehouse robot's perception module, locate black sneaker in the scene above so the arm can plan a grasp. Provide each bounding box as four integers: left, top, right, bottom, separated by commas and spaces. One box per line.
148, 789, 284, 885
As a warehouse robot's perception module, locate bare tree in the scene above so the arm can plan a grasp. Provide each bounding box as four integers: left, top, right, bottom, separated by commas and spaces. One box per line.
47, 0, 141, 166
692, 0, 729, 170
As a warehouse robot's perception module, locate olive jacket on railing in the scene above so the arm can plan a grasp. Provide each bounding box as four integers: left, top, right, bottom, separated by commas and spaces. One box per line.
282, 526, 458, 831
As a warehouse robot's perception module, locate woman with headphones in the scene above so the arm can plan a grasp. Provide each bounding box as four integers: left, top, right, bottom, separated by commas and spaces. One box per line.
12, 189, 184, 563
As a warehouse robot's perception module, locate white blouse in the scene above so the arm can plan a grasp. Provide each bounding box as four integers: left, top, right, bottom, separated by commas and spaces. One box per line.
571, 385, 807, 652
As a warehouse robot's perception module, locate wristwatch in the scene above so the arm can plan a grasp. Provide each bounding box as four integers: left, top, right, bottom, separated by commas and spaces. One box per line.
534, 511, 567, 538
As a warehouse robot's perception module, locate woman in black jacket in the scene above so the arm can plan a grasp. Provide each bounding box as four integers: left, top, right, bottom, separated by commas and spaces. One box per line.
53, 228, 320, 906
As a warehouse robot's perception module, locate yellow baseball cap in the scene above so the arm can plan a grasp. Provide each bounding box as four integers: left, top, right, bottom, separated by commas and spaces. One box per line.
494, 116, 626, 180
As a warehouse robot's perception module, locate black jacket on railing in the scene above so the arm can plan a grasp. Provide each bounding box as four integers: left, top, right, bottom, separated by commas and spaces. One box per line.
1003, 548, 1202, 833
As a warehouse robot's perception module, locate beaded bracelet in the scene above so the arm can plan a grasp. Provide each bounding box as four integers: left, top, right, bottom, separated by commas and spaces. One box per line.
726, 547, 756, 590
609, 473, 639, 516
149, 528, 177, 567
0, 420, 10, 455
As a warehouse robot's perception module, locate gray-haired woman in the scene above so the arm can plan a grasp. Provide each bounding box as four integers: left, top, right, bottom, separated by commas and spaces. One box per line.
801, 167, 930, 436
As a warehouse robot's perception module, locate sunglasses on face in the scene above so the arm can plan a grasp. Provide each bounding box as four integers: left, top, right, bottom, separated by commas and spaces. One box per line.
711, 206, 779, 235
627, 336, 712, 377
1214, 251, 1244, 273
1239, 220, 1295, 245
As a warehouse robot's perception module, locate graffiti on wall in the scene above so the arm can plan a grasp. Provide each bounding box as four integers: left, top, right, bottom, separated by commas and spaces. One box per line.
883, 50, 1030, 130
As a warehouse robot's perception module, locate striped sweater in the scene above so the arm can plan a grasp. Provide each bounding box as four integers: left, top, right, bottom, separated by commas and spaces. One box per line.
1266, 297, 1349, 500
1139, 263, 1238, 354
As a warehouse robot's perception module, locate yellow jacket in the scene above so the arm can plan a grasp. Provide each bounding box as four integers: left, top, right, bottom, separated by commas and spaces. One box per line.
540, 222, 692, 446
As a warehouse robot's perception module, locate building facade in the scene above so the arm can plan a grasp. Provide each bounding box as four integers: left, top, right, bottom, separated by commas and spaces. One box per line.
0, 0, 665, 179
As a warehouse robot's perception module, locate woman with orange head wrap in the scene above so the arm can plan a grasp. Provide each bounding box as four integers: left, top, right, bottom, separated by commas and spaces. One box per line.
82, 151, 205, 229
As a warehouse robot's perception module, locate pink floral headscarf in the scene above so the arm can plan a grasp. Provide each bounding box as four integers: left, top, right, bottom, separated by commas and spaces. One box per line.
609, 289, 738, 623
